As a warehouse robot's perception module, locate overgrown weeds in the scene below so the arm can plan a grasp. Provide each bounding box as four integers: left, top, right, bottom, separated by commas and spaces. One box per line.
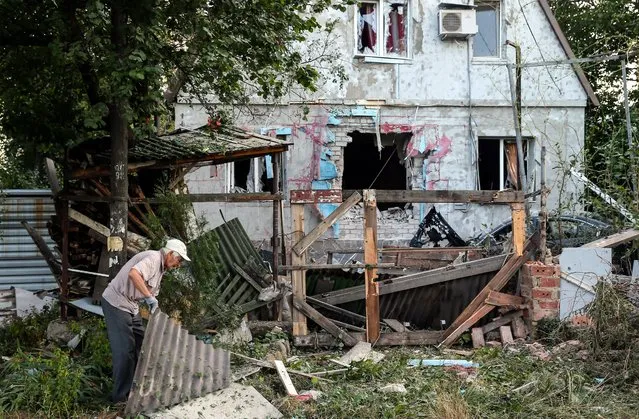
0, 305, 58, 356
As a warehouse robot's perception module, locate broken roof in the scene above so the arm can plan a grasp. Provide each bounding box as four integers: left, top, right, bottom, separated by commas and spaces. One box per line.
69, 125, 291, 179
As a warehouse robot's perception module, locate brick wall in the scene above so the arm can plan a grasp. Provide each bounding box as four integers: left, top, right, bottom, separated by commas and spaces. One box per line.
521, 262, 561, 322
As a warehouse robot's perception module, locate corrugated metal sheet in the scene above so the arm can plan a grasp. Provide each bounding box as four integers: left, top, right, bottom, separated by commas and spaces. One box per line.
0, 190, 58, 290
125, 311, 231, 416
188, 218, 270, 313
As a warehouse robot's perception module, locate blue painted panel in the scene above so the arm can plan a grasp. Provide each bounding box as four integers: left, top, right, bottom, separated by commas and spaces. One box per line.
311, 180, 331, 190
318, 203, 340, 237
318, 160, 338, 180
265, 155, 273, 179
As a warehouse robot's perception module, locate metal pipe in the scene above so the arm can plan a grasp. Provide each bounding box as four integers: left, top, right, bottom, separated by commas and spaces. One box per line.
539, 146, 547, 258
622, 59, 636, 196
272, 153, 281, 320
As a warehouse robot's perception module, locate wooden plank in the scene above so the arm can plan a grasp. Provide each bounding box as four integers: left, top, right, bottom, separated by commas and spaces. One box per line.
440, 304, 495, 347
68, 208, 149, 252
306, 297, 367, 324
342, 189, 524, 204
131, 192, 283, 203
292, 297, 358, 346
312, 254, 509, 306
363, 190, 380, 342
485, 291, 525, 307
290, 189, 342, 204
384, 319, 407, 332
511, 316, 527, 338
328, 319, 366, 332
499, 325, 514, 345
280, 263, 394, 270
273, 360, 298, 396
582, 228, 639, 248
481, 310, 523, 334
471, 328, 485, 348
292, 191, 362, 256
232, 262, 264, 292
442, 231, 539, 341
293, 331, 443, 347
291, 204, 307, 336
511, 203, 525, 256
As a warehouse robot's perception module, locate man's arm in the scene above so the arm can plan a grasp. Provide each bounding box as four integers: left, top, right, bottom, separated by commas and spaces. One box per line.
129, 268, 152, 298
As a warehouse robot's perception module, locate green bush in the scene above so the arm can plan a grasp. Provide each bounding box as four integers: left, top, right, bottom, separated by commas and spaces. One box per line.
0, 348, 102, 417
0, 305, 58, 356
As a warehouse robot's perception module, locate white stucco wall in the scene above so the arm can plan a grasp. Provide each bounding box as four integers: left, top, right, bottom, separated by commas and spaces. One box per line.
177, 0, 590, 246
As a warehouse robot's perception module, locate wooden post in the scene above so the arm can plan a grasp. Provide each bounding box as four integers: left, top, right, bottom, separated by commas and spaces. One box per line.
511, 202, 525, 256
363, 190, 380, 342
539, 146, 548, 259
59, 198, 70, 320
291, 204, 307, 336
272, 153, 282, 320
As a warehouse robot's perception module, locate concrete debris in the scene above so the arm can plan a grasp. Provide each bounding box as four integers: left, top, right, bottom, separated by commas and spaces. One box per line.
525, 342, 551, 361
551, 339, 583, 356
259, 285, 282, 302
486, 341, 502, 348
264, 339, 291, 363
338, 341, 385, 365
151, 383, 282, 419
14, 288, 56, 318
379, 383, 407, 393
46, 319, 77, 346
216, 319, 253, 345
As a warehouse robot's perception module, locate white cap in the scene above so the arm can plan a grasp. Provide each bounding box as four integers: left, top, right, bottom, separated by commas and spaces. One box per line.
165, 238, 191, 262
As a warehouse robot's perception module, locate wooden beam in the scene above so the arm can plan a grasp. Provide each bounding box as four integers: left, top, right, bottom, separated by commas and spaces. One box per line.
292, 297, 358, 346
440, 304, 495, 347
292, 191, 362, 256
280, 263, 394, 271
291, 204, 307, 336
293, 330, 443, 347
68, 208, 149, 253
481, 310, 523, 334
290, 189, 342, 204
363, 190, 380, 342
582, 228, 639, 248
511, 203, 525, 256
511, 316, 527, 338
312, 254, 509, 306
441, 231, 538, 345
342, 189, 524, 204
306, 297, 367, 324
328, 318, 366, 332
273, 360, 298, 396
231, 262, 264, 292
485, 291, 525, 307
499, 325, 514, 345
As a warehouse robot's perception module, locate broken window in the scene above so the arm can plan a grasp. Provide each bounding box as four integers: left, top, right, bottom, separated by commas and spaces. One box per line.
226, 156, 283, 193
357, 1, 409, 57
474, 1, 500, 57
477, 137, 529, 191
342, 132, 410, 210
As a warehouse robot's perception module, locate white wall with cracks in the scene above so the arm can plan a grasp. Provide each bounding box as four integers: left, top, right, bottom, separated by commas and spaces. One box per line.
176, 0, 590, 246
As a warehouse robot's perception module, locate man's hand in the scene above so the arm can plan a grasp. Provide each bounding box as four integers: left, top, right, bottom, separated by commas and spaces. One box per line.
144, 296, 159, 314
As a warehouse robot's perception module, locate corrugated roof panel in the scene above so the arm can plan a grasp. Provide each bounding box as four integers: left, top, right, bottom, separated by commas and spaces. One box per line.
0, 190, 58, 290
125, 311, 230, 416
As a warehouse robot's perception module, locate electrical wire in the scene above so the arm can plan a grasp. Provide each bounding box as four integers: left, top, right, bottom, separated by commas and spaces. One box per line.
368, 144, 398, 189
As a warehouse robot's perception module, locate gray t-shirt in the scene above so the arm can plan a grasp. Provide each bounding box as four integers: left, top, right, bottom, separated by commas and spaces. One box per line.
102, 250, 165, 315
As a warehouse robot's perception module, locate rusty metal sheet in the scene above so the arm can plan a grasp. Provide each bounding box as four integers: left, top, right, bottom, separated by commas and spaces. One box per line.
289, 189, 343, 204
125, 311, 231, 416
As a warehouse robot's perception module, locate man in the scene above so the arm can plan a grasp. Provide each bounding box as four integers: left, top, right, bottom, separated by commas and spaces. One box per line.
101, 238, 191, 403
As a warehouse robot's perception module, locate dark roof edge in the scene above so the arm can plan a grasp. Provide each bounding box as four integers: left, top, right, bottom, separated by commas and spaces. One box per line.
538, 0, 599, 107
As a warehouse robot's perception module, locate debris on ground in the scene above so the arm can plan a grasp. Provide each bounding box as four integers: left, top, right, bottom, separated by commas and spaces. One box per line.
336, 341, 385, 366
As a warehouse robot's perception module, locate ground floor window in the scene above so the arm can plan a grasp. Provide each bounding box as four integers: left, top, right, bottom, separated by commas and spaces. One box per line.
477, 137, 531, 190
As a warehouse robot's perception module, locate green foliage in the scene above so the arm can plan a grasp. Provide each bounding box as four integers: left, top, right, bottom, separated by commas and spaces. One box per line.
0, 0, 349, 165
0, 348, 103, 417
72, 317, 112, 375
0, 137, 48, 189
0, 305, 58, 356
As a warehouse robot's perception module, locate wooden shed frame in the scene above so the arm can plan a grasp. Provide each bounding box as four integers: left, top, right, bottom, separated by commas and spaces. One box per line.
287, 189, 526, 346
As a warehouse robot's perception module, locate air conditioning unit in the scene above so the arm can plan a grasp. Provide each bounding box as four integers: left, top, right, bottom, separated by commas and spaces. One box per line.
438, 9, 477, 39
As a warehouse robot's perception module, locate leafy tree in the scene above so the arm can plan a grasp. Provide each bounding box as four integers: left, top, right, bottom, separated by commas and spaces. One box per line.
0, 0, 346, 271
551, 0, 639, 223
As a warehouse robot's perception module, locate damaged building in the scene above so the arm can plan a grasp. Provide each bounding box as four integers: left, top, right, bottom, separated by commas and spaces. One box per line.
176, 0, 597, 247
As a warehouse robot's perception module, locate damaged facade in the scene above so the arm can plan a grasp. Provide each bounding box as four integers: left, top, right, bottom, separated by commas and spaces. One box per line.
176, 0, 596, 245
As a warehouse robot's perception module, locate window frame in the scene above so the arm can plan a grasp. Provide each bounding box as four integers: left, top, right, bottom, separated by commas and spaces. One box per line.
225, 155, 285, 194
472, 0, 503, 60
477, 136, 533, 191
353, 0, 411, 60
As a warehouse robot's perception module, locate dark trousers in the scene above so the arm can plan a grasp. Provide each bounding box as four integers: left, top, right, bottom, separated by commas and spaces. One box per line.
101, 296, 145, 403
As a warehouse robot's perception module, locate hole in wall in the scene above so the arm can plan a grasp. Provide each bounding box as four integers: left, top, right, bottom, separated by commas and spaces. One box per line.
342, 131, 411, 211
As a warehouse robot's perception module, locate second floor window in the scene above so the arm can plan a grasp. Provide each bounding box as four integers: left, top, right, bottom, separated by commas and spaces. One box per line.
357, 1, 409, 58
474, 1, 501, 57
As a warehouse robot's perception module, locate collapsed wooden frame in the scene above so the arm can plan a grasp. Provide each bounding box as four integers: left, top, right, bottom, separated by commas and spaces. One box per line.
287, 188, 528, 347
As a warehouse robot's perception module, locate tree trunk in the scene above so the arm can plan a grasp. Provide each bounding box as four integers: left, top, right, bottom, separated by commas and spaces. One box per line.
108, 3, 129, 278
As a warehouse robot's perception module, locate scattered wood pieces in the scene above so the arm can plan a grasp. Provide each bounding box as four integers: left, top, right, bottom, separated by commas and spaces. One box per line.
294, 331, 443, 347
485, 291, 525, 307
273, 360, 298, 396
384, 319, 407, 332
230, 352, 331, 382
471, 328, 485, 348
499, 326, 514, 345
511, 316, 527, 339
292, 297, 358, 346
481, 311, 523, 335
